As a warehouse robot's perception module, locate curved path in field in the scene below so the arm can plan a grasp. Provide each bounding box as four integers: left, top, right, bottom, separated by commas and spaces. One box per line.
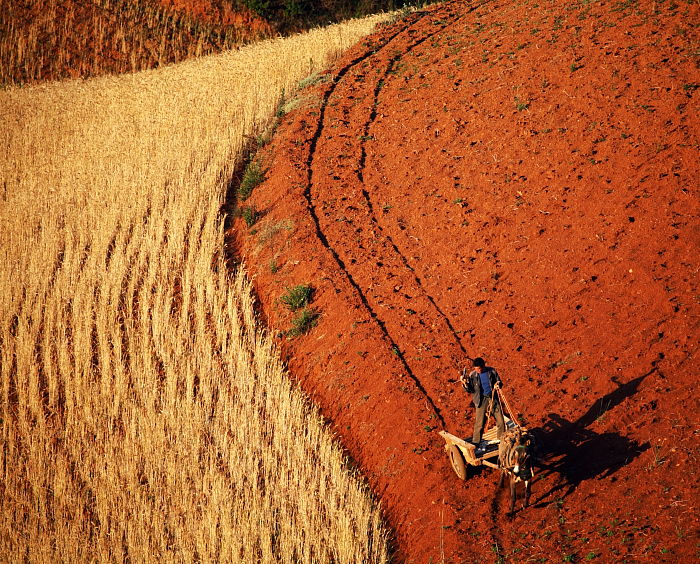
230, 0, 699, 561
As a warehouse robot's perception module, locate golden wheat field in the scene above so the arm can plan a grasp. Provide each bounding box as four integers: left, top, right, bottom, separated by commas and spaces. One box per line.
0, 0, 272, 85
0, 15, 392, 562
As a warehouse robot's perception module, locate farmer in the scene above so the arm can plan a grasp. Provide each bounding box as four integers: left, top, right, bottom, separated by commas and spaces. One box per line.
460, 356, 505, 449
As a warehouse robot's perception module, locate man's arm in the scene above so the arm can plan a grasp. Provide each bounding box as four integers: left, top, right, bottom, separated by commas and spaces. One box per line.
459, 368, 467, 389
466, 369, 476, 393
491, 368, 502, 389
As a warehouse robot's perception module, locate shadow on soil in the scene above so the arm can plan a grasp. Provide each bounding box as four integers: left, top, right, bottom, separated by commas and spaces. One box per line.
531, 367, 656, 505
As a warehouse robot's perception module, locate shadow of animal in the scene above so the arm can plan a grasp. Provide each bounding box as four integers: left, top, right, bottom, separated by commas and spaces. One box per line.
530, 368, 655, 505
498, 427, 536, 514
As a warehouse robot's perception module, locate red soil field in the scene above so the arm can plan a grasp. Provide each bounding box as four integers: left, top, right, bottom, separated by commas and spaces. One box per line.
230, 0, 699, 561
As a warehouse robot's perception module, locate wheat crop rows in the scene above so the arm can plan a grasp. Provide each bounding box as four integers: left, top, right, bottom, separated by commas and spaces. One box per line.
0, 15, 391, 562
0, 0, 272, 86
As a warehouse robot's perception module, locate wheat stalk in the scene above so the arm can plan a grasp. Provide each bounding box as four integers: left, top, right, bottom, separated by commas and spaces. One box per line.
0, 15, 392, 562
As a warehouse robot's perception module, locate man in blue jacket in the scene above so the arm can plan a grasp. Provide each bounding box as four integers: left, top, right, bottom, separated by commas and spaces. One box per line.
461, 357, 505, 448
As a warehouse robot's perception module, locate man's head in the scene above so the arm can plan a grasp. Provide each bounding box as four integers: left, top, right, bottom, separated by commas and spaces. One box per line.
472, 357, 486, 371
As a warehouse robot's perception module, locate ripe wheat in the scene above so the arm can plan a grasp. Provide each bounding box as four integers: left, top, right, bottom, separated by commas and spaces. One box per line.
0, 15, 391, 562
0, 0, 273, 86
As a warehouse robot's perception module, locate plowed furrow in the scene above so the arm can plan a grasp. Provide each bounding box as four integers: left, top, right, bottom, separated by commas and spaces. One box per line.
304, 9, 457, 426
305, 2, 487, 429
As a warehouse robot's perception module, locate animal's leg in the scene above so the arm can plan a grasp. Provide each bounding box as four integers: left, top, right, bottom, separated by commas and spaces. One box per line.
498, 470, 505, 488
509, 478, 517, 514
524, 480, 531, 508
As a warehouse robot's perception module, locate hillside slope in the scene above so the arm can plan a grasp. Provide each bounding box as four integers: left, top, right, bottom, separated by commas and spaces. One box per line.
231, 0, 699, 561
0, 0, 271, 85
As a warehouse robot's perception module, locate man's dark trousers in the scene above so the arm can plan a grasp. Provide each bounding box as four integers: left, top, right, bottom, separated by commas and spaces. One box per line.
472, 394, 505, 444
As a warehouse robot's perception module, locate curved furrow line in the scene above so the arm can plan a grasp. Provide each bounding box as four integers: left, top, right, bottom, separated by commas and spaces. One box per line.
303, 9, 447, 427
360, 186, 468, 357
356, 4, 474, 357
356, 3, 505, 554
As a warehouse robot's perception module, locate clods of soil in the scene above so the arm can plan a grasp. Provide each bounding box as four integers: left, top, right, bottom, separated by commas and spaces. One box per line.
229, 0, 699, 561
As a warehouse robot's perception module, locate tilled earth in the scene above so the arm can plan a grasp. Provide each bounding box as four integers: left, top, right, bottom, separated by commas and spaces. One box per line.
230, 0, 699, 561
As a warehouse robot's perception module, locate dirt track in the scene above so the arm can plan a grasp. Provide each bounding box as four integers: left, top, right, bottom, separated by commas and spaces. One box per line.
230, 0, 699, 561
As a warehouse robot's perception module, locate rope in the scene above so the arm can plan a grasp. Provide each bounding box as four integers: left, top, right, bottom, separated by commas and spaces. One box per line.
496, 386, 521, 427
485, 391, 496, 422
484, 384, 521, 434
467, 369, 523, 433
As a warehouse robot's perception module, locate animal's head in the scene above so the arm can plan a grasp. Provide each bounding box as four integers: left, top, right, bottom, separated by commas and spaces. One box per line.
511, 430, 533, 475
512, 444, 529, 475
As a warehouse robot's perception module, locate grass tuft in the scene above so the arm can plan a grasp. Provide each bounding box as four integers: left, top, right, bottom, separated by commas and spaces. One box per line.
515, 96, 530, 111
281, 284, 314, 311
238, 160, 265, 201
239, 205, 259, 227
288, 307, 320, 337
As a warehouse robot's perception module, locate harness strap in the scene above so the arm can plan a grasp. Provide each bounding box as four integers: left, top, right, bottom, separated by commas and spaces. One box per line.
498, 388, 520, 426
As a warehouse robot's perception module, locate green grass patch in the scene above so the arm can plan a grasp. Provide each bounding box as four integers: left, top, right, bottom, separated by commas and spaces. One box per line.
515, 96, 530, 111
256, 218, 293, 246
298, 72, 327, 89
280, 284, 313, 311
238, 160, 265, 201
287, 307, 319, 337
239, 205, 258, 227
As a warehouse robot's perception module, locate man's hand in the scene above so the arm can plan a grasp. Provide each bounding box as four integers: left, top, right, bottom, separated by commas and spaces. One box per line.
459, 371, 471, 392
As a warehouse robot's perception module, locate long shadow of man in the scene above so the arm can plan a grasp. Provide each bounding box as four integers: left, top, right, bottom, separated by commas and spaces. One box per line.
530, 368, 656, 505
